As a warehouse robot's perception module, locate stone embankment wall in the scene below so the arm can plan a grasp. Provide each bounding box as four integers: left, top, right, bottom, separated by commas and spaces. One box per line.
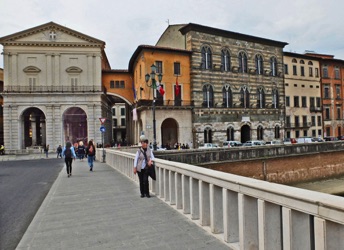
153, 142, 344, 185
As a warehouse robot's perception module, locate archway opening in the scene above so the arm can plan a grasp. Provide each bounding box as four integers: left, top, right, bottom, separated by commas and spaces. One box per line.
161, 118, 178, 149
63, 107, 87, 145
22, 107, 46, 148
241, 124, 251, 143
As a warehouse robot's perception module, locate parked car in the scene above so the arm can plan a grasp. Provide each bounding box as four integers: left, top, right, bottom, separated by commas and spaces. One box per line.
324, 136, 339, 142
222, 141, 243, 148
266, 140, 283, 145
198, 143, 219, 149
242, 140, 266, 147
283, 138, 297, 144
297, 137, 315, 143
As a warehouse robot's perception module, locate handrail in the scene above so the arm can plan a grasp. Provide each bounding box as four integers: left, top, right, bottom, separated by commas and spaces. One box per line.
106, 149, 344, 249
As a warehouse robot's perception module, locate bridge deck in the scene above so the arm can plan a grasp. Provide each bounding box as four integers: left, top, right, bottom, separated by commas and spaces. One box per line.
16, 159, 228, 249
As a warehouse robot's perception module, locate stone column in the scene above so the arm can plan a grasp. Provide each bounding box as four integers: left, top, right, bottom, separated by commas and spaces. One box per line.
87, 54, 93, 85
54, 54, 60, 87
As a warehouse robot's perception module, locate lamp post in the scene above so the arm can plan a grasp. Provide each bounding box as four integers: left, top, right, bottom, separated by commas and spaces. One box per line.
145, 64, 163, 151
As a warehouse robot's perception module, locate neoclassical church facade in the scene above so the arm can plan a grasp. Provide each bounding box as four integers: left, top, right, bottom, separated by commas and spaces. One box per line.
0, 22, 113, 152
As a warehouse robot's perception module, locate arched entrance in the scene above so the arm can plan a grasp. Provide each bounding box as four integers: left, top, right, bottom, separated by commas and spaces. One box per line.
22, 107, 46, 148
241, 124, 251, 143
161, 118, 178, 148
63, 107, 87, 144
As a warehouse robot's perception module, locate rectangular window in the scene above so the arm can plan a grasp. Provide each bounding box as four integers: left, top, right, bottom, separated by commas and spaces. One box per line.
174, 62, 181, 75
317, 116, 322, 126
295, 116, 299, 127
311, 116, 316, 126
112, 108, 116, 116
293, 65, 297, 75
302, 116, 307, 127
121, 118, 126, 126
323, 67, 328, 78
336, 85, 341, 99
316, 97, 321, 107
309, 67, 313, 77
155, 61, 163, 74
325, 107, 330, 120
284, 64, 289, 74
335, 67, 340, 79
115, 80, 125, 88
29, 77, 37, 91
301, 96, 307, 107
300, 66, 305, 76
324, 86, 330, 98
315, 68, 319, 77
120, 108, 125, 116
310, 97, 315, 108
312, 130, 316, 137
295, 130, 300, 138
110, 80, 115, 88
286, 96, 290, 107
294, 96, 299, 107
113, 119, 117, 127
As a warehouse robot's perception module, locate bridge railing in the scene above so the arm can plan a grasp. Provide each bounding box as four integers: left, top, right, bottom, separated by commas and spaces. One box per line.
106, 149, 344, 250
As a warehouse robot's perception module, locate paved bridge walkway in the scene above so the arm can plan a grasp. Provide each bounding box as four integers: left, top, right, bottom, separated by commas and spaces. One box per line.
16, 159, 228, 250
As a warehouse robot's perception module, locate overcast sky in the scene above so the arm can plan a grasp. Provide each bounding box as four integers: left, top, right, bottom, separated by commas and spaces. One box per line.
1, 0, 344, 69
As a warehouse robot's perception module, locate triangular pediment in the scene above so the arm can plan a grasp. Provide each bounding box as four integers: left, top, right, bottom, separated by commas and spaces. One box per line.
0, 22, 105, 47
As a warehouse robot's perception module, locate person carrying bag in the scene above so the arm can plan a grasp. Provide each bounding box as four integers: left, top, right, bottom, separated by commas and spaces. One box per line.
133, 135, 155, 198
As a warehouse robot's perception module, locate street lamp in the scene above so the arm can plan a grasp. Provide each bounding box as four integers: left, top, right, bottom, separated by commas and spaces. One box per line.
145, 64, 163, 151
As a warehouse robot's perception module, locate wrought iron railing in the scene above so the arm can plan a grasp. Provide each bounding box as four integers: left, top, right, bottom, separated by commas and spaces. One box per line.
136, 99, 194, 108
2, 85, 105, 93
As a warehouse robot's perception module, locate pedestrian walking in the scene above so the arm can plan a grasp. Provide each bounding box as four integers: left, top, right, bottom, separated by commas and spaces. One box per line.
77, 141, 86, 161
62, 142, 76, 177
56, 145, 62, 158
133, 135, 155, 198
44, 144, 49, 158
86, 140, 96, 171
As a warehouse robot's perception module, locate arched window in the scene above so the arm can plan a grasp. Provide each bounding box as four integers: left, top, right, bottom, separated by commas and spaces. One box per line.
272, 88, 279, 109
202, 84, 214, 108
257, 125, 264, 140
257, 87, 265, 108
221, 49, 231, 72
274, 125, 280, 139
255, 54, 264, 75
300, 60, 305, 64
222, 85, 232, 108
201, 45, 212, 70
240, 86, 250, 108
204, 127, 212, 143
270, 57, 278, 76
238, 51, 247, 73
292, 58, 297, 63
308, 61, 313, 65
227, 127, 235, 141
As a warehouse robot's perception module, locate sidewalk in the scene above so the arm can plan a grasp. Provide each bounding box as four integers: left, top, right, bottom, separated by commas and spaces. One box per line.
16, 159, 229, 249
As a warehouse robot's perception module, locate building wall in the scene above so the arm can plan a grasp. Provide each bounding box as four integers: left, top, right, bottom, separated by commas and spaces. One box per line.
131, 46, 193, 145
0, 23, 106, 151
284, 53, 322, 139
184, 29, 286, 146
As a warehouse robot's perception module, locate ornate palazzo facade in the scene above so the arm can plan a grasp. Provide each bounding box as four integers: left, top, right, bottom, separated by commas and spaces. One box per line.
0, 22, 112, 152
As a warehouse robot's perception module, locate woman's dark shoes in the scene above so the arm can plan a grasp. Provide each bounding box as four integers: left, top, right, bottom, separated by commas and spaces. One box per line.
140, 194, 145, 198
146, 194, 151, 198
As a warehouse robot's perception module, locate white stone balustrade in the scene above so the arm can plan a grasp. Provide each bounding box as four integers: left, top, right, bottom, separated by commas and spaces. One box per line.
105, 149, 344, 250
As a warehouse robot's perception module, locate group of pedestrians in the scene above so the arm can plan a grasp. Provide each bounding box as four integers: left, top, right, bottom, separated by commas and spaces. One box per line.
59, 140, 96, 177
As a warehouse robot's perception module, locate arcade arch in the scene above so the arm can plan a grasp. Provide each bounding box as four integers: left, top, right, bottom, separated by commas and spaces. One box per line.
63, 107, 87, 144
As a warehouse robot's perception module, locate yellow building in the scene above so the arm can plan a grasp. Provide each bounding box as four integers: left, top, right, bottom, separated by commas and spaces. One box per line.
283, 52, 322, 139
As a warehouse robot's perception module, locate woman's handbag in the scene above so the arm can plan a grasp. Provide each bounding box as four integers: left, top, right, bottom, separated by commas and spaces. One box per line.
148, 162, 156, 180
140, 148, 156, 180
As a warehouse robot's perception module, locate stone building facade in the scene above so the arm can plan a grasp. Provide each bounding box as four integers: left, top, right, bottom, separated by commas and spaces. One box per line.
157, 23, 288, 146
0, 22, 112, 152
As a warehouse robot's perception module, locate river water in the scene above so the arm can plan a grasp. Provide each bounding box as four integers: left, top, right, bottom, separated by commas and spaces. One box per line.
292, 176, 344, 197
